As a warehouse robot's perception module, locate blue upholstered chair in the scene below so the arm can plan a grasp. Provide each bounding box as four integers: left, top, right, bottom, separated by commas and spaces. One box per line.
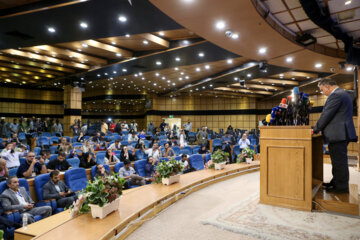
64, 168, 88, 192
90, 164, 111, 180
189, 154, 204, 170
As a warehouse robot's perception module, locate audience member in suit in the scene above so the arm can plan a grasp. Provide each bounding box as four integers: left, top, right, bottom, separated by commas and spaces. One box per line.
79, 152, 96, 169
43, 170, 77, 209
0, 176, 52, 224
314, 79, 357, 193
46, 152, 71, 172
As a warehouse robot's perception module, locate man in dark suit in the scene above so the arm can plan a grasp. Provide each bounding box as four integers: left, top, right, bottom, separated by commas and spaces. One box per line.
314, 79, 357, 193
0, 176, 52, 224
43, 170, 77, 208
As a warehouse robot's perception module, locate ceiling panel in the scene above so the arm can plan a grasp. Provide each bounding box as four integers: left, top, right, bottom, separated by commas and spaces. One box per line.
291, 8, 308, 21
274, 12, 293, 24
263, 0, 287, 13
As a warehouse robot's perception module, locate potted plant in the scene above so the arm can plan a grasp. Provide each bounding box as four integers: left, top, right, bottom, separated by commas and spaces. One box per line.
70, 174, 126, 219
211, 149, 229, 170
237, 147, 256, 164
155, 159, 184, 185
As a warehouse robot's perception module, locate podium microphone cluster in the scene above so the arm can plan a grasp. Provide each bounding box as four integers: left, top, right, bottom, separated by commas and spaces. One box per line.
266, 87, 313, 126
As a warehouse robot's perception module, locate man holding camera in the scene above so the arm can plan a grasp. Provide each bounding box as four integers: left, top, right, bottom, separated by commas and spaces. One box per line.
17, 152, 47, 178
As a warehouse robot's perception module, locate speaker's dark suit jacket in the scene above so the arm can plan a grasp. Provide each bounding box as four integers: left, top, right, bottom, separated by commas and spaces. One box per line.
314, 87, 357, 143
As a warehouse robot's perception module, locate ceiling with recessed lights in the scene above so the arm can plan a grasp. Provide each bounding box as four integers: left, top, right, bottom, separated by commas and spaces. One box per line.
0, 0, 357, 114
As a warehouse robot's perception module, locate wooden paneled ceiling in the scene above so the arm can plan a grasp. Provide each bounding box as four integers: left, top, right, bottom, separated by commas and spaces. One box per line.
0, 0, 357, 114
263, 0, 360, 51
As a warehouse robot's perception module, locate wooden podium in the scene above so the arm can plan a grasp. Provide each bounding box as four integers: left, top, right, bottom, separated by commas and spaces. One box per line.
260, 126, 359, 215
259, 126, 324, 211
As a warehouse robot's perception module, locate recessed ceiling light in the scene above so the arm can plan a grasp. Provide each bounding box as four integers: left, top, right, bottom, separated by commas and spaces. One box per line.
234, 77, 239, 81
345, 0, 352, 5
82, 43, 88, 48
5, 79, 11, 82
104, 73, 108, 75
116, 53, 122, 57
153, 83, 157, 86
174, 67, 179, 71
172, 83, 176, 86
202, 86, 205, 89
346, 66, 353, 71
156, 61, 162, 65
247, 73, 252, 77
205, 65, 210, 70
125, 34, 130, 38
182, 40, 190, 45
291, 77, 295, 80
306, 76, 310, 79
185, 76, 189, 79
210, 84, 213, 87
80, 22, 88, 29
180, 72, 184, 75
111, 41, 116, 45
77, 49, 82, 52
315, 63, 322, 68
48, 27, 56, 33
196, 67, 201, 72
227, 59, 233, 64
286, 57, 293, 63
141, 77, 145, 80
258, 47, 267, 54
143, 40, 149, 45
215, 20, 226, 30
167, 80, 171, 83
179, 77, 183, 81
118, 15, 127, 22
162, 76, 166, 80
231, 33, 239, 39
198, 52, 204, 57
159, 32, 165, 36
97, 74, 101, 77
279, 73, 284, 77
175, 57, 181, 61
155, 73, 160, 77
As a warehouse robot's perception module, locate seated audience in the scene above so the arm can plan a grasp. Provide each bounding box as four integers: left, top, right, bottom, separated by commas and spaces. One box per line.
181, 154, 194, 174
120, 146, 135, 162
168, 137, 179, 147
17, 152, 47, 178
56, 137, 72, 155
46, 152, 71, 172
143, 143, 161, 161
162, 143, 175, 158
94, 142, 107, 151
37, 150, 50, 165
0, 158, 8, 180
138, 130, 146, 140
43, 170, 77, 208
1, 142, 27, 169
144, 156, 156, 179
0, 176, 52, 224
198, 145, 209, 154
108, 139, 121, 150
104, 149, 120, 164
128, 131, 138, 143
92, 132, 104, 144
79, 152, 96, 169
94, 164, 110, 178
82, 141, 94, 154
119, 160, 146, 189
238, 133, 250, 152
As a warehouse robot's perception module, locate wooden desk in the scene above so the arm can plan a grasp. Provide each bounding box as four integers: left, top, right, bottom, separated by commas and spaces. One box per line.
15, 162, 260, 240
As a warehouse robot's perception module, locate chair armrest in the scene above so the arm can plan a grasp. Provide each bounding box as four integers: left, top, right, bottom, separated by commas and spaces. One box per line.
3, 210, 18, 215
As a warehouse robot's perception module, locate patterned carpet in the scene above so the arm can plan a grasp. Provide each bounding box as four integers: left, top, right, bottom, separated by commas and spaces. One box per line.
202, 193, 360, 240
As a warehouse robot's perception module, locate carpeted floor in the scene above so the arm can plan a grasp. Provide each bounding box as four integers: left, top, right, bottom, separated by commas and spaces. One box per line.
126, 164, 360, 240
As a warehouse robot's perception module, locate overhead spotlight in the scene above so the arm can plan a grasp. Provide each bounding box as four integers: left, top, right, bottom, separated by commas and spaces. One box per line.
259, 61, 268, 72
215, 21, 226, 30
198, 52, 204, 57
296, 33, 316, 46
118, 15, 127, 22
48, 27, 56, 33
80, 22, 88, 29
156, 61, 162, 66
286, 57, 293, 63
143, 40, 149, 45
258, 47, 267, 54
227, 59, 233, 64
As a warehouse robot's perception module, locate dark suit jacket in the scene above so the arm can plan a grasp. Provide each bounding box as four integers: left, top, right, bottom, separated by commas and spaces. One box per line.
0, 187, 34, 212
43, 180, 69, 200
314, 87, 357, 143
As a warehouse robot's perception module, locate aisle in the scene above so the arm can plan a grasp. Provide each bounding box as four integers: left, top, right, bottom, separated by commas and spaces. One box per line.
126, 165, 360, 240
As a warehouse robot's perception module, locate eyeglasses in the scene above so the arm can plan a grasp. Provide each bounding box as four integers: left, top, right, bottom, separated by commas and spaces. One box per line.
28, 155, 35, 157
